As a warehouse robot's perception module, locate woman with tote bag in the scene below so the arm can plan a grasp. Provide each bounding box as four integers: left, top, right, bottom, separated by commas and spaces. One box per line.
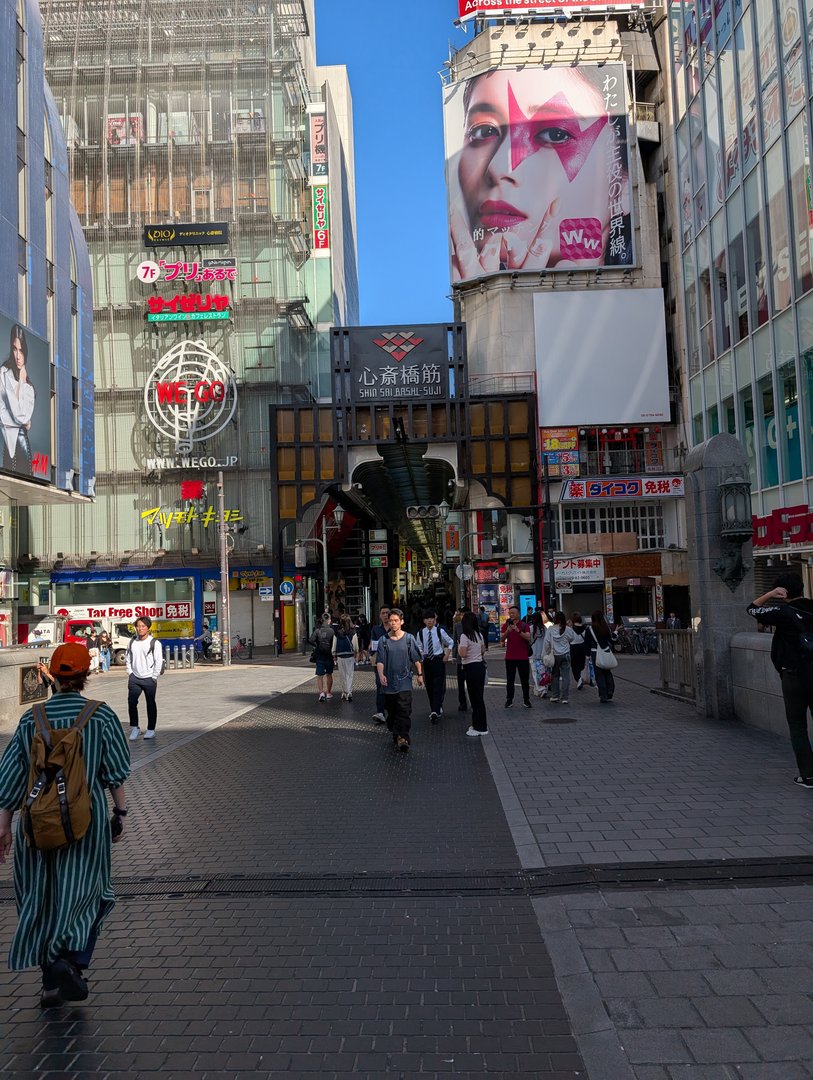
584, 610, 618, 704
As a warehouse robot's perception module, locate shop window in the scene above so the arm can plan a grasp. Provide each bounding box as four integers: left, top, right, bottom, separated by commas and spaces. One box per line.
300, 447, 315, 481
354, 408, 371, 440
276, 411, 295, 444
471, 441, 487, 474
278, 447, 296, 481
468, 402, 486, 436
727, 188, 748, 341
319, 447, 334, 480
507, 401, 527, 434
279, 486, 297, 518
299, 412, 314, 442
318, 409, 332, 443
431, 406, 448, 437
757, 372, 778, 486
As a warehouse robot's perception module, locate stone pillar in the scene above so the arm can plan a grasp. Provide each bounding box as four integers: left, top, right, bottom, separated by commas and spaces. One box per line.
684, 434, 755, 721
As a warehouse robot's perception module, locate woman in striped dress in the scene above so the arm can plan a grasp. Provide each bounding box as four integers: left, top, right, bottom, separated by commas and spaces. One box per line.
0, 643, 130, 1007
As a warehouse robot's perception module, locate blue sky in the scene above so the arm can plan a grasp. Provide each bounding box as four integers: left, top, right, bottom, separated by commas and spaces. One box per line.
314, 0, 465, 326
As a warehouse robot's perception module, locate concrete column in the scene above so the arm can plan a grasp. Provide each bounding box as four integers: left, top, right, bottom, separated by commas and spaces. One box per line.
684, 434, 755, 722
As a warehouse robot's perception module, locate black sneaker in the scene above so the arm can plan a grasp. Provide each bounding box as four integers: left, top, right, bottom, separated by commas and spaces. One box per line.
794, 776, 813, 788
430, 711, 439, 724
504, 700, 513, 708
42, 958, 88, 1005
523, 701, 533, 709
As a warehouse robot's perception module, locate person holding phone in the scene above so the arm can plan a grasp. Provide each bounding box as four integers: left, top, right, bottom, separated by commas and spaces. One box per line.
501, 605, 533, 708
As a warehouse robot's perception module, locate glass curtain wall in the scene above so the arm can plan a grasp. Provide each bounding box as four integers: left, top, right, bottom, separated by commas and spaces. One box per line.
670, 0, 813, 502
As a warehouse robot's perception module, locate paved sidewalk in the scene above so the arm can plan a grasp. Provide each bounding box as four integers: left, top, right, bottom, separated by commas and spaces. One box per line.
0, 656, 812, 1078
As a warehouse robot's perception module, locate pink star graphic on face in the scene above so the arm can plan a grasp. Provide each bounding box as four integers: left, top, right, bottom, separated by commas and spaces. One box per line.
507, 82, 608, 182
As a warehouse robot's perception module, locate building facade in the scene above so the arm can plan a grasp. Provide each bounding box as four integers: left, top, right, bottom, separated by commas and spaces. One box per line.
34, 0, 357, 646
442, 8, 689, 626
665, 0, 813, 586
0, 0, 94, 644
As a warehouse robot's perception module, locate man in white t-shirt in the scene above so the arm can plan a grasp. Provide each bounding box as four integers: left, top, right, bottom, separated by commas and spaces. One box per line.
125, 616, 163, 741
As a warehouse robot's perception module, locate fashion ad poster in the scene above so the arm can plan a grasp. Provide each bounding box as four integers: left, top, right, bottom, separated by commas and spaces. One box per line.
443, 63, 634, 284
0, 313, 51, 481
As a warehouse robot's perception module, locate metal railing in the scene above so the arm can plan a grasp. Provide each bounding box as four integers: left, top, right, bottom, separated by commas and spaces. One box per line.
657, 630, 695, 700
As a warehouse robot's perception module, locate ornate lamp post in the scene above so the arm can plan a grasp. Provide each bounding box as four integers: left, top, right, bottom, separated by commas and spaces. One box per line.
714, 469, 753, 591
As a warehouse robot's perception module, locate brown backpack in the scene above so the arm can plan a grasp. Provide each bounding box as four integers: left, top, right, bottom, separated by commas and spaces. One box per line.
21, 700, 101, 851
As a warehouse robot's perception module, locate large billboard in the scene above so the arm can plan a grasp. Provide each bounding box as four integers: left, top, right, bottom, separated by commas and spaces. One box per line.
534, 290, 670, 427
0, 313, 52, 482
443, 63, 634, 284
459, 0, 647, 17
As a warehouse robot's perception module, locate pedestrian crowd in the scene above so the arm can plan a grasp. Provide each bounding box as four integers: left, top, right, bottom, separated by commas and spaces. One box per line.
308, 602, 623, 751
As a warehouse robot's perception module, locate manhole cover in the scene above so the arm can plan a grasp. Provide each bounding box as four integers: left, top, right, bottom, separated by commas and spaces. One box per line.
542, 715, 577, 724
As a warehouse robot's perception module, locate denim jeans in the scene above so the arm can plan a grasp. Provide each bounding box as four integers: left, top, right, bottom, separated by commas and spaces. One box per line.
551, 656, 571, 700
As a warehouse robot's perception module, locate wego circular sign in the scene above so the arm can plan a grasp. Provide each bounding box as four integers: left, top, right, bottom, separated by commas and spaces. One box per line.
144, 340, 237, 453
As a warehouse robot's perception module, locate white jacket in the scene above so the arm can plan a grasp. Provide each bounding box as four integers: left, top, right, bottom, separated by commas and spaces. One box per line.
0, 366, 35, 459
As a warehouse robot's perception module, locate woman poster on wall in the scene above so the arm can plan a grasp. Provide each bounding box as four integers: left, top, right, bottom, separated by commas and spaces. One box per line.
0, 317, 51, 481
443, 63, 634, 284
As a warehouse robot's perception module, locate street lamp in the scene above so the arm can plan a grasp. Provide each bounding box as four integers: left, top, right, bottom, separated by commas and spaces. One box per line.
296, 506, 346, 612
714, 468, 753, 592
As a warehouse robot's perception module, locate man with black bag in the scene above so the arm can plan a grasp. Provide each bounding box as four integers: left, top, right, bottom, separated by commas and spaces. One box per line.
747, 572, 813, 787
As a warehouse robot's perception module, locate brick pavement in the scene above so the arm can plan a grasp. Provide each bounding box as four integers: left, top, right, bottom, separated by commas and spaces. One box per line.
1, 657, 812, 1077
483, 655, 813, 866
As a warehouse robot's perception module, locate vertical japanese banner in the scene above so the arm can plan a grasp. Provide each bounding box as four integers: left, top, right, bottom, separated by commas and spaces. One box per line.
309, 110, 329, 179
443, 62, 634, 285
312, 186, 330, 254
604, 577, 614, 626
655, 578, 664, 623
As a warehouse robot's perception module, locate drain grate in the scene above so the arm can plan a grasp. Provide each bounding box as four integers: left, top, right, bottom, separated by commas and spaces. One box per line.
541, 715, 578, 724
3, 858, 813, 904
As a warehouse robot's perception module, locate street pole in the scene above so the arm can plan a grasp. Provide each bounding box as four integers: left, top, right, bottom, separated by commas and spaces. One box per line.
321, 515, 329, 613
542, 457, 557, 613
217, 470, 231, 667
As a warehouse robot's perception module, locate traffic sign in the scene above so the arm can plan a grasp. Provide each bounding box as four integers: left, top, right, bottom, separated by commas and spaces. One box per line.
279, 579, 294, 597
557, 581, 574, 593
370, 556, 388, 568
259, 586, 274, 602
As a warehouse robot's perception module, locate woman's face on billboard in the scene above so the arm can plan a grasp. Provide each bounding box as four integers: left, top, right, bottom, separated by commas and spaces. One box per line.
455, 68, 617, 273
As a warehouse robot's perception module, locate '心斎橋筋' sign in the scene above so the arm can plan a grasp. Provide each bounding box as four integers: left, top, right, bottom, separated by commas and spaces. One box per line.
143, 222, 229, 247
345, 326, 451, 404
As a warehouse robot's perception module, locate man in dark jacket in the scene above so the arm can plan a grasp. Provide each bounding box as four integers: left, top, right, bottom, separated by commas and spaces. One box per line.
747, 572, 813, 787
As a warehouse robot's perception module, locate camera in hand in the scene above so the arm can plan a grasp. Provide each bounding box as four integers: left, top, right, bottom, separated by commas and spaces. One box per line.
110, 815, 123, 840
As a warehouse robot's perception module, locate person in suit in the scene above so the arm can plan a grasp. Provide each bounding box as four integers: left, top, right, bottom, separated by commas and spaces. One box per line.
417, 609, 453, 723
666, 613, 682, 630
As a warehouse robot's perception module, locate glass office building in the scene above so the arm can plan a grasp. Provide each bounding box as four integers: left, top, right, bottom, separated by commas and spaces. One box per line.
668, 0, 813, 539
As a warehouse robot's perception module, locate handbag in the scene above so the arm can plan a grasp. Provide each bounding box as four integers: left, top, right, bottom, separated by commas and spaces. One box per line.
308, 650, 317, 663
595, 643, 618, 670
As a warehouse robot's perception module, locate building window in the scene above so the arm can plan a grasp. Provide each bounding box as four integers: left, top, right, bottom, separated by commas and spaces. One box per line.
765, 140, 792, 314
561, 505, 665, 550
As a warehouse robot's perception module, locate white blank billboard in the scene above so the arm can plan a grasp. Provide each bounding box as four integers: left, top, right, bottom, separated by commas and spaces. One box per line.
534, 289, 670, 427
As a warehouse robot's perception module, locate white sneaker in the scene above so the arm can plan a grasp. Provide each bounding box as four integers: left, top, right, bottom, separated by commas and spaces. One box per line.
340, 693, 346, 701
465, 727, 488, 737
549, 696, 559, 703
319, 692, 326, 702
129, 728, 140, 741
576, 678, 583, 690
372, 712, 386, 723
143, 730, 156, 740
326, 693, 334, 700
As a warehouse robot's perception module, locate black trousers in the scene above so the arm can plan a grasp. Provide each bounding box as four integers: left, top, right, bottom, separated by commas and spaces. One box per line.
128, 674, 158, 730
423, 656, 446, 714
780, 670, 813, 777
463, 662, 488, 731
505, 658, 531, 704
595, 665, 615, 702
385, 690, 413, 742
